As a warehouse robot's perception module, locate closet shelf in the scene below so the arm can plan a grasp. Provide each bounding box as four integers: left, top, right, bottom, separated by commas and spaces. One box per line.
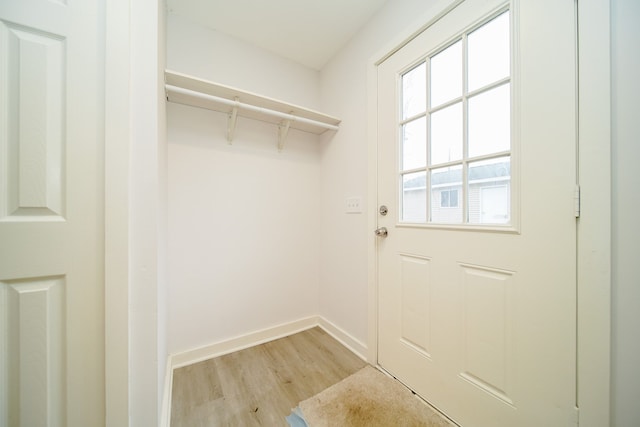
165, 70, 341, 149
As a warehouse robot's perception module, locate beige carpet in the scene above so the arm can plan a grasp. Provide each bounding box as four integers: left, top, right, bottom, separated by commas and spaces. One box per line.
298, 365, 455, 427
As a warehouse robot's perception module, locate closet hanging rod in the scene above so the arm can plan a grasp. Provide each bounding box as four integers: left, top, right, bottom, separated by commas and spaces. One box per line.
165, 84, 340, 132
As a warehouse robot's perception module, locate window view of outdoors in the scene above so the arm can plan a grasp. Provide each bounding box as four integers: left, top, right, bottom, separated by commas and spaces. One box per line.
400, 11, 511, 225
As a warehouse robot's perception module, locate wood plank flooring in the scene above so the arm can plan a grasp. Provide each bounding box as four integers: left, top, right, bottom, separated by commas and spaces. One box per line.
170, 327, 367, 426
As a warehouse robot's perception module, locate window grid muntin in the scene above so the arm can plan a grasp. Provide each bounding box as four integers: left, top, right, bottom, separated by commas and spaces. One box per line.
399, 8, 511, 225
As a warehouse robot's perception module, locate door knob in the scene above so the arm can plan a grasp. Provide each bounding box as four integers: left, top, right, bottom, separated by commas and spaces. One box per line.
374, 227, 388, 237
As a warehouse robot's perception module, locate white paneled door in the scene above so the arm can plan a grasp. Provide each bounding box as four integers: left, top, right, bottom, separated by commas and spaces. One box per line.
0, 0, 104, 426
377, 0, 577, 426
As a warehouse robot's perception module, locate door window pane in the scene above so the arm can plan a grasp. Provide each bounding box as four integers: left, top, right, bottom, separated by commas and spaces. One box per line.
402, 172, 427, 222
430, 40, 462, 107
468, 83, 510, 158
396, 9, 512, 228
468, 157, 510, 224
468, 11, 510, 92
402, 117, 427, 170
430, 102, 463, 165
430, 165, 462, 223
402, 62, 426, 119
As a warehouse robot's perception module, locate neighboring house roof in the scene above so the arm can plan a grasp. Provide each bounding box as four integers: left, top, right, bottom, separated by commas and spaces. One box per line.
404, 160, 510, 189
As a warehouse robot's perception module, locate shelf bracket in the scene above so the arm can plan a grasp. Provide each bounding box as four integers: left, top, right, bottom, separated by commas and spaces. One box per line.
227, 97, 239, 143
277, 117, 292, 152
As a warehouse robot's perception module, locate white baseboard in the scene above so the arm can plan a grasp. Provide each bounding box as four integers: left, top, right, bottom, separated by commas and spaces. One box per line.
159, 356, 174, 427
170, 316, 320, 369
169, 316, 369, 369
317, 317, 368, 361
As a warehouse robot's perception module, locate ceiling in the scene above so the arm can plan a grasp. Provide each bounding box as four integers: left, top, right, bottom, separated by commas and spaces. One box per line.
166, 0, 388, 70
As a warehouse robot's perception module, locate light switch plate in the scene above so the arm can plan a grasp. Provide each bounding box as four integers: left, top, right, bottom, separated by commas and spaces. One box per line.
346, 196, 363, 214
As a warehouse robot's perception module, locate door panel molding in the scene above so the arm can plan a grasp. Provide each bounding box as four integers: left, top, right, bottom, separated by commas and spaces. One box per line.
0, 0, 106, 425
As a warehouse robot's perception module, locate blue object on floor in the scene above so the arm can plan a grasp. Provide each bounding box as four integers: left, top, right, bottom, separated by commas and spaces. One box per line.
285, 406, 308, 427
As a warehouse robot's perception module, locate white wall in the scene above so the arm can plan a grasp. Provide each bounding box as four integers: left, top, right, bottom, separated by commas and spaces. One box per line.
167, 14, 321, 110
611, 0, 640, 425
318, 0, 454, 348
166, 14, 324, 355
166, 0, 460, 359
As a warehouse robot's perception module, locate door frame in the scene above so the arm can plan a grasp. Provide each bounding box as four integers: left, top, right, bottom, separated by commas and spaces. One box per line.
105, 0, 131, 425
366, 0, 611, 425
104, 0, 167, 426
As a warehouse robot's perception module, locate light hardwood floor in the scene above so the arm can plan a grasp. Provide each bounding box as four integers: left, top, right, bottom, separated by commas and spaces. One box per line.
170, 327, 367, 426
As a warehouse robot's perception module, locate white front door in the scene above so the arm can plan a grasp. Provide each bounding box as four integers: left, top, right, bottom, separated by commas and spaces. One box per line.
377, 1, 577, 426
0, 1, 105, 426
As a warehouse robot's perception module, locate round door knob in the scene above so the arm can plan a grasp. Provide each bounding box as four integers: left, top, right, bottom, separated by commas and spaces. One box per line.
374, 227, 388, 237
